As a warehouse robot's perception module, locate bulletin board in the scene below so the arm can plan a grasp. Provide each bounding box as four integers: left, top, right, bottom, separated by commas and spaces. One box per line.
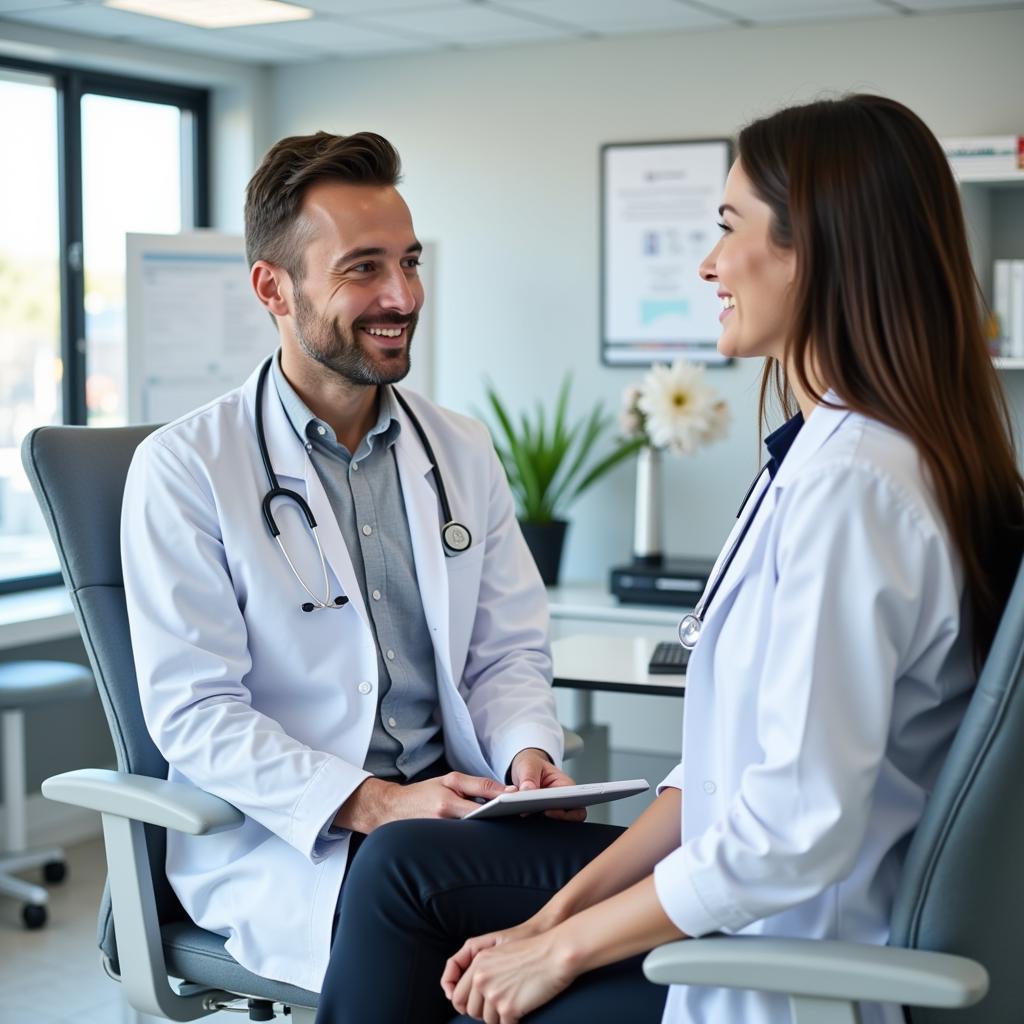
601, 139, 732, 366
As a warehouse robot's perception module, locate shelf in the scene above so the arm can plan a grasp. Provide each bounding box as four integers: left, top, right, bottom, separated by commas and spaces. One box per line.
994, 358, 1024, 370
955, 169, 1024, 187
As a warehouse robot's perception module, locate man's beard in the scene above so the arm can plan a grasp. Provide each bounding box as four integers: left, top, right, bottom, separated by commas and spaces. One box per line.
292, 284, 416, 387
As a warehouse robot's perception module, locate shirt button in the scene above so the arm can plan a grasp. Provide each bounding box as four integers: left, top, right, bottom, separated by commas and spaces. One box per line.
305, 443, 312, 452
387, 716, 397, 728
372, 589, 381, 601
386, 649, 396, 661
357, 681, 372, 695
351, 461, 359, 471
362, 524, 373, 536
703, 780, 717, 795
316, 425, 326, 436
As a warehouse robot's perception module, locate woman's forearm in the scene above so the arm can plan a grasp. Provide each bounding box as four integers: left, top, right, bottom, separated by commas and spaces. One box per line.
556, 874, 687, 975
541, 787, 682, 925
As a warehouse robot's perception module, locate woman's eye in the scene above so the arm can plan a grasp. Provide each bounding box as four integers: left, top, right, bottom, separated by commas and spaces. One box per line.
716, 221, 732, 234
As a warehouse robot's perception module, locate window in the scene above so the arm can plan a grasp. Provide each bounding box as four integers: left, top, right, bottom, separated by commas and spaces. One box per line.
0, 59, 208, 593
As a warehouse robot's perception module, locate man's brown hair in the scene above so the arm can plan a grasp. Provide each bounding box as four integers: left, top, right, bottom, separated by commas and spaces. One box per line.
244, 130, 402, 281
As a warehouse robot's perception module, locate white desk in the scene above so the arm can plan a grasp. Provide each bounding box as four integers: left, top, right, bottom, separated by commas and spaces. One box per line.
0, 587, 77, 652
552, 632, 685, 803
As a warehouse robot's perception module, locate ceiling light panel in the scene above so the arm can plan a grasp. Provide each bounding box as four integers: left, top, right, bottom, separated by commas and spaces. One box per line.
104, 0, 314, 29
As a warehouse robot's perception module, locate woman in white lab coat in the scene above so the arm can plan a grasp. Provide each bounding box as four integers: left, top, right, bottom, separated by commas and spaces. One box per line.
327, 94, 1024, 1024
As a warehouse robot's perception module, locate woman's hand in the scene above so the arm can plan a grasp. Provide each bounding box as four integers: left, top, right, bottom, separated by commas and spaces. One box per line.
441, 910, 558, 1000
448, 930, 580, 1024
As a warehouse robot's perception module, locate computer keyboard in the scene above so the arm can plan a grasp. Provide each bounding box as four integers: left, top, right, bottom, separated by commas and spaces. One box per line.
647, 641, 690, 675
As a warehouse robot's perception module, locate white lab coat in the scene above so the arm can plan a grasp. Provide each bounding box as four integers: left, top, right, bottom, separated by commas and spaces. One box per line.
121, 359, 563, 992
653, 400, 973, 1024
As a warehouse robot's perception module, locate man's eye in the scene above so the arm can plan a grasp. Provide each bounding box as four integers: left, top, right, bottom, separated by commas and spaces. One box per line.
402, 258, 423, 270
351, 262, 375, 273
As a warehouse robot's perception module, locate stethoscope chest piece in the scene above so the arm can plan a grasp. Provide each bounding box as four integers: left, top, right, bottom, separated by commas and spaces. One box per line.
442, 521, 472, 555
677, 612, 702, 651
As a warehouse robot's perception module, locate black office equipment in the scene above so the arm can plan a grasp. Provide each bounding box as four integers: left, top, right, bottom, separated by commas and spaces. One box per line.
610, 557, 714, 607
647, 641, 690, 675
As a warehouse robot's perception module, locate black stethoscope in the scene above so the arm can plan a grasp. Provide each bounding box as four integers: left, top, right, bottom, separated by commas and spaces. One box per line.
254, 357, 473, 613
677, 463, 773, 649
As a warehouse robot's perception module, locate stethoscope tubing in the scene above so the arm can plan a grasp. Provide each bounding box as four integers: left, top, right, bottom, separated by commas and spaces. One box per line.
253, 356, 471, 612
678, 463, 772, 649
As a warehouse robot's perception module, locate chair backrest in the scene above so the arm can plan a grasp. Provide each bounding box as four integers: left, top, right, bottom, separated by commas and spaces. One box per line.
21, 423, 180, 970
890, 556, 1024, 1022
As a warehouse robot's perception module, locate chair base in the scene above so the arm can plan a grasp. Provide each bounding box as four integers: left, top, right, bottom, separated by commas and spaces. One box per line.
0, 845, 66, 914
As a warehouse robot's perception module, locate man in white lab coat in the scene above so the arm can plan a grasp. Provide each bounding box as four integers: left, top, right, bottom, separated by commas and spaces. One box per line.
120, 131, 581, 993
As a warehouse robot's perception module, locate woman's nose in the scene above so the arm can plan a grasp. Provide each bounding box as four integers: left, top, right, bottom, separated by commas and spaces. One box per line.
699, 241, 721, 282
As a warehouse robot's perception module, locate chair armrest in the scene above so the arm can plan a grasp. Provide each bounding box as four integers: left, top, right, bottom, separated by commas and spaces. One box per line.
562, 727, 584, 760
42, 768, 243, 835
643, 935, 988, 1009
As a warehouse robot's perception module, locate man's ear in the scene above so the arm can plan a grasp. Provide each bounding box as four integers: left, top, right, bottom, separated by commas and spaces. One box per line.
251, 260, 291, 318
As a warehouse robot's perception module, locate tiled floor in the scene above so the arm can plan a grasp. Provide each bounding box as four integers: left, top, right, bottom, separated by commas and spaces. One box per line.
0, 837, 127, 1023
1, 838, 287, 1023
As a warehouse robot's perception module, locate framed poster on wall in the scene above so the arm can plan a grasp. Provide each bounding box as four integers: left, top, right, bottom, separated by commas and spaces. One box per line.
601, 138, 732, 366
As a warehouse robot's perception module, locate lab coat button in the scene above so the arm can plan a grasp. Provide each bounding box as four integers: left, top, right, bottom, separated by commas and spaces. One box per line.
358, 681, 372, 695
362, 524, 373, 536
703, 780, 717, 794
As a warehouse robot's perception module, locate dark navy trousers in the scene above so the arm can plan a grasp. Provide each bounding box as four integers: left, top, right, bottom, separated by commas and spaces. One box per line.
316, 816, 667, 1024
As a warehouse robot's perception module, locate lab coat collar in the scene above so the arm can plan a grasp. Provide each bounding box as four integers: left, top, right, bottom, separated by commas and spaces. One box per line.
768, 391, 850, 492
699, 392, 850, 637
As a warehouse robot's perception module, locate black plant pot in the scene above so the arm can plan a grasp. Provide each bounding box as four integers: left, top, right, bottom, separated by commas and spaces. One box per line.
519, 519, 569, 586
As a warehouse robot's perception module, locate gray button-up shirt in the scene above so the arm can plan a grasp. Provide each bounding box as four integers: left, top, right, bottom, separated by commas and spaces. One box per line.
272, 355, 444, 780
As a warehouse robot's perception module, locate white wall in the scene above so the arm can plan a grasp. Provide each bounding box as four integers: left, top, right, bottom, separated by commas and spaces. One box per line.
0, 21, 273, 231
270, 8, 1024, 582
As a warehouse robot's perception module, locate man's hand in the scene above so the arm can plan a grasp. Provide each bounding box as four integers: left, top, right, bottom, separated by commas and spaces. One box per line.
509, 749, 586, 822
334, 772, 512, 834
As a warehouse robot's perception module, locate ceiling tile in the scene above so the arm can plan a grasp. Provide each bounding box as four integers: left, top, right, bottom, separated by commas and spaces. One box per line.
0, 1, 213, 40
233, 15, 440, 53
141, 26, 314, 62
303, 0, 469, 12
894, 0, 1024, 9
493, 0, 733, 31
351, 2, 580, 43
697, 0, 894, 22
0, 0, 76, 12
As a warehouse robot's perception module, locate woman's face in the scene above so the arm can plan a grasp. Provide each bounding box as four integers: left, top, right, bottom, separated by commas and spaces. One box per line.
699, 160, 796, 362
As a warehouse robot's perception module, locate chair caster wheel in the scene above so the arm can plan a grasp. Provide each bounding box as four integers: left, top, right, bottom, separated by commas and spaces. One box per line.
43, 860, 67, 884
23, 903, 47, 929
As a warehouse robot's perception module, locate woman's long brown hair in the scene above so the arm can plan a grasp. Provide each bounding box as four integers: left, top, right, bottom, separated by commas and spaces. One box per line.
739, 94, 1024, 664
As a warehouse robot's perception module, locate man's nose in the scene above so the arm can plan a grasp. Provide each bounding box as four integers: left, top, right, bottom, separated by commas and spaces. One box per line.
379, 268, 418, 313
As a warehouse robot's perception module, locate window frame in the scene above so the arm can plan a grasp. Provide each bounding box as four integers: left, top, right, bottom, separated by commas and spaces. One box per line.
0, 57, 210, 595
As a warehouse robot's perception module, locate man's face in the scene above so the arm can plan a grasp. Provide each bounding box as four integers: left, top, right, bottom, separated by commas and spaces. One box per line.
289, 180, 424, 386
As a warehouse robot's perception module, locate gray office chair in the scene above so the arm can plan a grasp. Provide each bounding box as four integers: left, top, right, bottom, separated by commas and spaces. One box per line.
642, 561, 1024, 1021
22, 423, 582, 1023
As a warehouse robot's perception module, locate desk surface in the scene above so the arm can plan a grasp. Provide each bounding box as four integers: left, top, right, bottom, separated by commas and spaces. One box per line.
552, 634, 686, 698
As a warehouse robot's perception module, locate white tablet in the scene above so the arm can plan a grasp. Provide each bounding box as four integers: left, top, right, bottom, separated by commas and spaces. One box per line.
462, 779, 650, 820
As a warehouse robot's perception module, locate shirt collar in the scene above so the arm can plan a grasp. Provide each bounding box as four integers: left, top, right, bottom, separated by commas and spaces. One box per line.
270, 350, 400, 457
764, 412, 804, 479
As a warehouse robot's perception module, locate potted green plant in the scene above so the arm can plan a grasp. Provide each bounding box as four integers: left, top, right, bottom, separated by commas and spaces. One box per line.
482, 375, 643, 585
